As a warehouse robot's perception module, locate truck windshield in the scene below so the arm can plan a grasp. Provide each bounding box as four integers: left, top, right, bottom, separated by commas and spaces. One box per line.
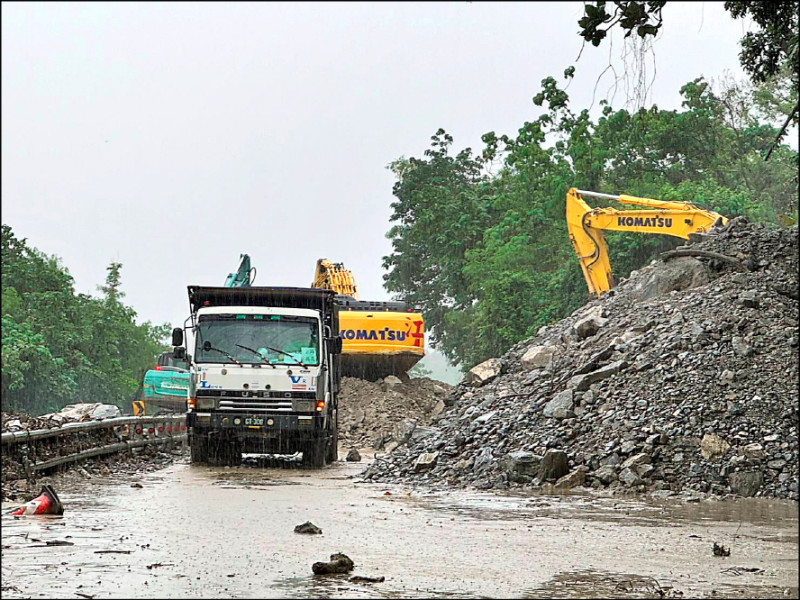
194, 314, 319, 365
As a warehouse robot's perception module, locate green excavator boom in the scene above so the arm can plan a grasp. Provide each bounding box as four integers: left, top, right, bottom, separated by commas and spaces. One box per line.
224, 254, 255, 288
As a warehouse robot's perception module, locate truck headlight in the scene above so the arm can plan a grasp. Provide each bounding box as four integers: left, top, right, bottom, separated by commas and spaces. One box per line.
196, 397, 217, 410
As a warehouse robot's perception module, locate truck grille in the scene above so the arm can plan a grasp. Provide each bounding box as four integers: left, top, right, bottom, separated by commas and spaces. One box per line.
218, 398, 293, 412
197, 390, 315, 412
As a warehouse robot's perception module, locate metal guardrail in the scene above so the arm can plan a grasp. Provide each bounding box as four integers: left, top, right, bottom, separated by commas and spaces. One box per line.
2, 414, 188, 475
2, 414, 186, 446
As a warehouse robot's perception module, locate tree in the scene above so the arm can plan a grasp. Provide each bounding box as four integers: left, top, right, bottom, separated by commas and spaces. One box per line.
382, 72, 798, 371
1, 226, 171, 414
577, 1, 800, 147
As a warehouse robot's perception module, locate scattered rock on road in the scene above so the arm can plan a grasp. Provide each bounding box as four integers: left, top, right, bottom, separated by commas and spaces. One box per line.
312, 553, 354, 575
350, 575, 386, 583
294, 521, 323, 535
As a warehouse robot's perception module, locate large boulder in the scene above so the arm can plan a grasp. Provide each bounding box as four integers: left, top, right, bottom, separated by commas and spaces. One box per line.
621, 453, 651, 470
413, 451, 439, 473
537, 449, 569, 482
521, 345, 556, 370
568, 360, 627, 391
543, 390, 575, 419
381, 376, 404, 392
500, 451, 541, 480
592, 465, 618, 484
467, 358, 502, 387
554, 467, 587, 490
573, 306, 608, 340
392, 418, 417, 444
629, 257, 710, 301
728, 471, 763, 497
700, 434, 731, 461
618, 467, 642, 486
409, 425, 439, 443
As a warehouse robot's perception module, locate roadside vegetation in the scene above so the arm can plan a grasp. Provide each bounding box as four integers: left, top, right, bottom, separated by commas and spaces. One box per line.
383, 74, 798, 370
1, 225, 170, 414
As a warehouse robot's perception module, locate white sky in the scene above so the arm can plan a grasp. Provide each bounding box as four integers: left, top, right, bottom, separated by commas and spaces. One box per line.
1, 2, 756, 374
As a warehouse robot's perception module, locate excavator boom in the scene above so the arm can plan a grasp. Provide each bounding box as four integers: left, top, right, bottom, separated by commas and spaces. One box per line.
567, 188, 727, 296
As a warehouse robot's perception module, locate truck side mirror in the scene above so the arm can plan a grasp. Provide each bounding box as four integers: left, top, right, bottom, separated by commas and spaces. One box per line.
327, 336, 343, 354
172, 327, 184, 347
173, 346, 186, 360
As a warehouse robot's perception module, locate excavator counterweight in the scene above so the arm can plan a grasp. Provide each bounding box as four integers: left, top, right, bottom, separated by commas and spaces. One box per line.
312, 258, 425, 380
567, 188, 727, 296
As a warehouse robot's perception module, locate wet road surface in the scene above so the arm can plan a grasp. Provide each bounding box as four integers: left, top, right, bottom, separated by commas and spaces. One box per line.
2, 457, 797, 598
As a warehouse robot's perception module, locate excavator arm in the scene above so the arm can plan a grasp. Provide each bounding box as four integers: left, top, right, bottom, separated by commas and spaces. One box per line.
566, 188, 727, 296
224, 254, 256, 288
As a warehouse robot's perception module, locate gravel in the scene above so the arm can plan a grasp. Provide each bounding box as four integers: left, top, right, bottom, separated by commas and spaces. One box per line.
363, 218, 799, 500
338, 376, 452, 450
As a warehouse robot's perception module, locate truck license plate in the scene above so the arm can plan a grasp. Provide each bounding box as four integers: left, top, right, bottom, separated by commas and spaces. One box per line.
244, 417, 264, 426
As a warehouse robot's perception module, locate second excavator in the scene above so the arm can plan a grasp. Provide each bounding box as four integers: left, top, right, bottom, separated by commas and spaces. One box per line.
311, 258, 425, 380
566, 188, 727, 296
215, 255, 425, 379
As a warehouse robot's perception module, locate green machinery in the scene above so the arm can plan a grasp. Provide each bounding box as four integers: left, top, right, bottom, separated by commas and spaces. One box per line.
134, 255, 253, 415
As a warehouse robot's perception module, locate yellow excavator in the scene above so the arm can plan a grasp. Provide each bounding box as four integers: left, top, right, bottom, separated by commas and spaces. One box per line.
566, 188, 727, 296
312, 259, 425, 380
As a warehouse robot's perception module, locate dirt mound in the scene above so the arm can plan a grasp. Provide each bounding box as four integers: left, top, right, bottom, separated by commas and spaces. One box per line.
339, 376, 452, 449
364, 218, 799, 500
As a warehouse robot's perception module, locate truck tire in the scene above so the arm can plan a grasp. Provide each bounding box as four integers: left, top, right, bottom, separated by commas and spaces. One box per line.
303, 439, 326, 468
190, 433, 208, 464
326, 428, 338, 464
208, 439, 242, 467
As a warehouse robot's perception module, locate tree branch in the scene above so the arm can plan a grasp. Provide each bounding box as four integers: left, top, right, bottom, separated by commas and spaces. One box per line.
764, 100, 799, 161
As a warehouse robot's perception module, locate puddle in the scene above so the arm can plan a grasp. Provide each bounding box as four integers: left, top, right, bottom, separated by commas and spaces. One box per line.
2, 462, 797, 599
523, 569, 674, 599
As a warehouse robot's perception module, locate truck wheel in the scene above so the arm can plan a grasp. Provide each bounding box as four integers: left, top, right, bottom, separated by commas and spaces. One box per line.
303, 440, 326, 468
326, 429, 338, 463
190, 433, 208, 464
208, 439, 242, 467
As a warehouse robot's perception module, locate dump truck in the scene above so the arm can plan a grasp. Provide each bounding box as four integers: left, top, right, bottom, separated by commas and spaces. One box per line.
207, 254, 426, 380
178, 285, 342, 467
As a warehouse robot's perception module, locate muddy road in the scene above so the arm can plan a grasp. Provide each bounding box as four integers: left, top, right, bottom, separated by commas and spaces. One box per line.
2, 458, 797, 599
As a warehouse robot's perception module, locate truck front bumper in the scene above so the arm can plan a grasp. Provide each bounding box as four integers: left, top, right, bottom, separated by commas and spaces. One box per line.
187, 411, 323, 437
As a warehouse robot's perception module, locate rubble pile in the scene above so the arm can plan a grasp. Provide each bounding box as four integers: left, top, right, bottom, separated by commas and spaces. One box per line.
338, 376, 452, 449
364, 218, 799, 500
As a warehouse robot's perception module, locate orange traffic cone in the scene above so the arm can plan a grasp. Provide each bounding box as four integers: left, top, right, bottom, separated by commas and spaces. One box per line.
11, 485, 64, 516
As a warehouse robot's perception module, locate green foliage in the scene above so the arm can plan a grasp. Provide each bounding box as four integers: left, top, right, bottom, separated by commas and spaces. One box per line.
578, 1, 666, 47
578, 2, 799, 98
1, 225, 170, 414
383, 74, 798, 371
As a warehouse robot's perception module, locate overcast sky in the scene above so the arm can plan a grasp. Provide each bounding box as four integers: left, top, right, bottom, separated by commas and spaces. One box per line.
2, 2, 755, 375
